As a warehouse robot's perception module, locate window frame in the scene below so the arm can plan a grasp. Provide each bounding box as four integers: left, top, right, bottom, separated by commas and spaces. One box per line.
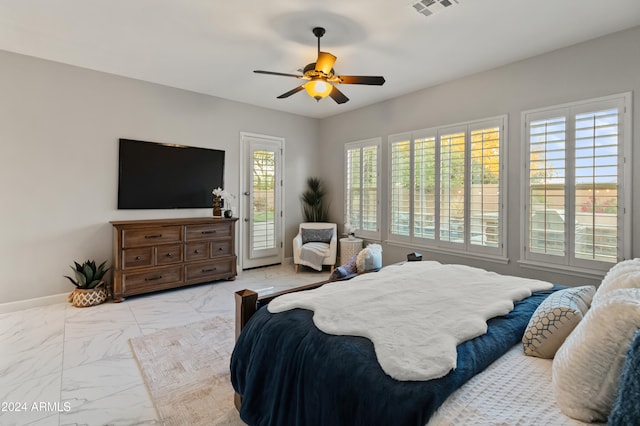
387, 115, 507, 260
344, 137, 381, 240
520, 92, 632, 275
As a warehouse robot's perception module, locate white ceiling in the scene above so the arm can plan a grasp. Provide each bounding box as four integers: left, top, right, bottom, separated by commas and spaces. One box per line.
1, 0, 639, 119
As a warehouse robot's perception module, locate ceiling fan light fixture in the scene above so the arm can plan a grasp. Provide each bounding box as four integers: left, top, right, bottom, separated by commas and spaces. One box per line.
304, 78, 332, 101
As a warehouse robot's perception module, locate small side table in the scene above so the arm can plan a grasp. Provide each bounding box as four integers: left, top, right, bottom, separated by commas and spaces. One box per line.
340, 237, 363, 265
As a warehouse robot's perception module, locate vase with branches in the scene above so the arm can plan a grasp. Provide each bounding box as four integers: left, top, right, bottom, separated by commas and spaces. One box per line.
301, 177, 329, 222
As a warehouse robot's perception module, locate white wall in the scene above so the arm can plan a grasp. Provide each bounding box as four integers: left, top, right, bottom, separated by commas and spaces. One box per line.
0, 50, 319, 304
318, 26, 640, 287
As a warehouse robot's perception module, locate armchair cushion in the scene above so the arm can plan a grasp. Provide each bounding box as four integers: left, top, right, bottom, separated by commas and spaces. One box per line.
301, 228, 334, 244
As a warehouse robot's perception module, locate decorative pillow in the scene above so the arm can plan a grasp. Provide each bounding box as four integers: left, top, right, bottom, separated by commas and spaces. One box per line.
609, 330, 640, 426
522, 285, 595, 358
356, 244, 382, 274
301, 228, 333, 244
552, 288, 640, 422
592, 258, 640, 306
329, 255, 358, 282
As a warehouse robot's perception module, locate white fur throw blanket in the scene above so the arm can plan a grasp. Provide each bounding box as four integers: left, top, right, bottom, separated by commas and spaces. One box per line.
268, 261, 553, 381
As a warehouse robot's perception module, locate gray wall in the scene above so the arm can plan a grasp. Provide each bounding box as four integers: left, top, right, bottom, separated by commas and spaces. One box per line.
318, 26, 640, 287
1, 26, 638, 304
0, 50, 319, 304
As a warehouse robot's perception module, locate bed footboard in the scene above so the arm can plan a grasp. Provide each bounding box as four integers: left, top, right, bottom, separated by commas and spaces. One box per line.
234, 280, 330, 339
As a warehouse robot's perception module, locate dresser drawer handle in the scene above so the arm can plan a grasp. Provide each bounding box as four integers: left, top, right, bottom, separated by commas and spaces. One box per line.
145, 234, 162, 239
194, 249, 200, 254
145, 275, 162, 281
202, 267, 217, 273
201, 230, 217, 234
166, 253, 173, 257
218, 247, 224, 251
135, 256, 141, 260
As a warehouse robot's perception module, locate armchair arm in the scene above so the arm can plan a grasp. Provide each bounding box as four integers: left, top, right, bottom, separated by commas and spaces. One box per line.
293, 234, 303, 263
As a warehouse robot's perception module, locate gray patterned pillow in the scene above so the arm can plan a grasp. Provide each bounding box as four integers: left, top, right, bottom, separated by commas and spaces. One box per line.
522, 285, 595, 358
301, 228, 333, 244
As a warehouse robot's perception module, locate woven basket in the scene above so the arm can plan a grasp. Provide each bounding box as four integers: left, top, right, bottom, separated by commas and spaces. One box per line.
69, 281, 108, 308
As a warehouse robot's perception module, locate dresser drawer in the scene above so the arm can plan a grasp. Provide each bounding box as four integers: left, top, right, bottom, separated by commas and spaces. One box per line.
123, 247, 153, 269
122, 266, 183, 292
186, 223, 231, 241
122, 226, 182, 248
156, 244, 184, 265
211, 241, 231, 257
185, 242, 209, 261
186, 258, 234, 281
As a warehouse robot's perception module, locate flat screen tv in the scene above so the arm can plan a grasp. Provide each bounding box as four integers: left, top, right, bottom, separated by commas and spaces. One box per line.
118, 139, 225, 209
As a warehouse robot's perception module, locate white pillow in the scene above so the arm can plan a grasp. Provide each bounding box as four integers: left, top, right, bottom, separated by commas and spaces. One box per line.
592, 258, 640, 306
522, 286, 595, 359
552, 288, 640, 422
356, 244, 382, 273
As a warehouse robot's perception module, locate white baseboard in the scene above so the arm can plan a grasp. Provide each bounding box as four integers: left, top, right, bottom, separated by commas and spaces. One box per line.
0, 292, 69, 314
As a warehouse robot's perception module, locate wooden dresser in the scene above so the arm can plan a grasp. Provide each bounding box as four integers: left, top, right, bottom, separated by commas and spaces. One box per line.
111, 217, 238, 301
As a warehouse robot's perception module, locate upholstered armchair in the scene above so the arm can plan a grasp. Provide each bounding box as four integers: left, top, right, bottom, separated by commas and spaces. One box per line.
293, 222, 337, 272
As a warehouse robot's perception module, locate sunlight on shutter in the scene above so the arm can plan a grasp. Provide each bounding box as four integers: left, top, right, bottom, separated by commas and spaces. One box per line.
346, 148, 362, 229
391, 140, 411, 236
439, 132, 465, 243
413, 136, 436, 239
528, 117, 566, 256
362, 146, 378, 232
574, 108, 619, 263
470, 127, 500, 247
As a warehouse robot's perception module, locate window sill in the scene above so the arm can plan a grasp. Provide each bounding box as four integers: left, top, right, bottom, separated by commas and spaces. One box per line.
384, 240, 509, 265
517, 260, 606, 280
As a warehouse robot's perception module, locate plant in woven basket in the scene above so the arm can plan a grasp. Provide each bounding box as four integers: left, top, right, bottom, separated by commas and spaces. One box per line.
65, 260, 111, 307
65, 260, 110, 289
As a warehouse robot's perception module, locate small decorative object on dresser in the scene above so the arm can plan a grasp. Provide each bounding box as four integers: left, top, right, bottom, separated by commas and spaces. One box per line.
110, 217, 238, 302
212, 187, 236, 218
64, 259, 110, 307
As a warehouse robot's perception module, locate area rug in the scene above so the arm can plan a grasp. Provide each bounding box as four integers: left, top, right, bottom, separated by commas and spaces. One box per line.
129, 316, 245, 426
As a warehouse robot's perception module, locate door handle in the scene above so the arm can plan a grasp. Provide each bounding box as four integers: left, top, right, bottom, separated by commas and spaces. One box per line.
244, 192, 250, 196
244, 218, 249, 222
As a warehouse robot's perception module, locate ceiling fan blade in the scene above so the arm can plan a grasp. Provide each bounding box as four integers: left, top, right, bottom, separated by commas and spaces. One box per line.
277, 85, 305, 99
315, 52, 337, 75
338, 75, 386, 85
254, 70, 302, 78
328, 85, 349, 104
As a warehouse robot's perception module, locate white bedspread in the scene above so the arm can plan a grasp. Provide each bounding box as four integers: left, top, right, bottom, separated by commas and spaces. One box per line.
268, 261, 553, 381
429, 345, 600, 425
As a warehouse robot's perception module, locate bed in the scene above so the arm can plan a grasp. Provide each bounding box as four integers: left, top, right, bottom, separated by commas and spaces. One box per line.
231, 260, 640, 426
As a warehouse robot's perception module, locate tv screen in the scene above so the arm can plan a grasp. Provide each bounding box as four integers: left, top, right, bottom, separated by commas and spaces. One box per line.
118, 139, 225, 209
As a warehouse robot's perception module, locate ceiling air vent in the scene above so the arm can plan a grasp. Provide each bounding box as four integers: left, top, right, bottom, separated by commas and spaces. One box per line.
410, 0, 459, 17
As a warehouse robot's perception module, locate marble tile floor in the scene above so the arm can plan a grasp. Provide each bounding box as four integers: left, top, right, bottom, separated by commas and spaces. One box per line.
0, 264, 329, 426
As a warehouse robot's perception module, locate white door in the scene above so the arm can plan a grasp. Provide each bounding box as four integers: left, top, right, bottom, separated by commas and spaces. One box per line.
240, 133, 284, 269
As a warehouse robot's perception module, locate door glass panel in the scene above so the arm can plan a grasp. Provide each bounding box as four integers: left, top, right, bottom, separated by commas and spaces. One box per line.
251, 150, 277, 253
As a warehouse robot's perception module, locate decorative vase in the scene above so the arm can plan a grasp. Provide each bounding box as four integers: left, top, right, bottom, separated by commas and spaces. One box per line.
68, 281, 108, 308
213, 196, 222, 217
224, 209, 233, 218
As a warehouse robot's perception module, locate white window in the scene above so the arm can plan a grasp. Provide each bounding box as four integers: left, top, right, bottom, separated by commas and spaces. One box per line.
345, 138, 381, 239
388, 116, 506, 258
522, 93, 632, 273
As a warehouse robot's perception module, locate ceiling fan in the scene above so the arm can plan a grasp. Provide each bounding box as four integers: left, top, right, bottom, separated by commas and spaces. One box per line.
254, 27, 385, 104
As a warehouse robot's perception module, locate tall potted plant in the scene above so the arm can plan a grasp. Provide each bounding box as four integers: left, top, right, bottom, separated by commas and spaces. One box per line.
65, 260, 110, 307
301, 177, 329, 222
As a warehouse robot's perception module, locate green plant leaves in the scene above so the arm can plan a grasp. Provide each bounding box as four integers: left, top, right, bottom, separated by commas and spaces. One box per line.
301, 177, 329, 222
65, 259, 111, 289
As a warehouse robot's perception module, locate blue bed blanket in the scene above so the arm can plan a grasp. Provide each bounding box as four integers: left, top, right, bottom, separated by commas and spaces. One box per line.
231, 287, 559, 426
